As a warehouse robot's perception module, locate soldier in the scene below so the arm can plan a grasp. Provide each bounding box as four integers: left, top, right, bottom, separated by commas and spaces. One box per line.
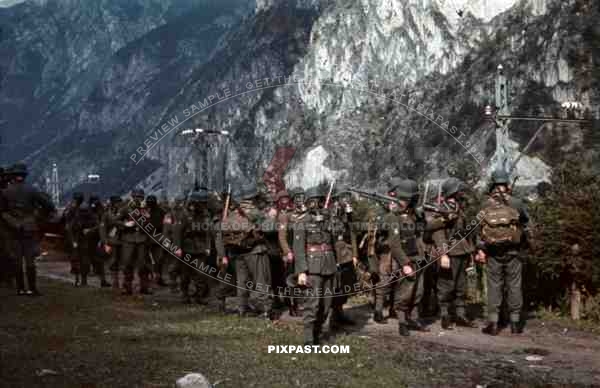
372, 179, 428, 336
0, 163, 55, 296
117, 189, 151, 295
330, 190, 358, 329
74, 195, 109, 287
145, 195, 167, 286
63, 192, 85, 284
294, 186, 338, 345
477, 170, 529, 335
277, 187, 305, 316
165, 195, 188, 292
231, 190, 274, 318
0, 167, 13, 286
425, 178, 477, 329
100, 195, 123, 290
172, 191, 220, 303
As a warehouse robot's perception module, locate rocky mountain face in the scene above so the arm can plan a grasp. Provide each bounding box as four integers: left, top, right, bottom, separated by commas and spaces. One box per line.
0, 0, 597, 201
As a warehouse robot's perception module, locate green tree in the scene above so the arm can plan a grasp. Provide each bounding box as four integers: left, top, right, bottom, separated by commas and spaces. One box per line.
529, 157, 600, 319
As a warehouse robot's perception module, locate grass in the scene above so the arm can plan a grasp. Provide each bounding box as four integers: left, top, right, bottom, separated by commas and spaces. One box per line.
0, 279, 422, 388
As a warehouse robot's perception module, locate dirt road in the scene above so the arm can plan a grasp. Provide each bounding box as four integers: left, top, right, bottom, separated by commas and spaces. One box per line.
29, 255, 600, 387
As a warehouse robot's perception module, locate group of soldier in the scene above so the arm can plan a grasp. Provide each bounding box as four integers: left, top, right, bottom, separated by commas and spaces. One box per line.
1, 162, 529, 346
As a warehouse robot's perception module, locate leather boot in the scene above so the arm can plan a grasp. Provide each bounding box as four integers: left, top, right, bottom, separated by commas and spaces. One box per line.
374, 310, 387, 324
510, 322, 523, 334
15, 260, 25, 294
455, 316, 477, 328
122, 279, 133, 295
111, 272, 120, 290
139, 275, 152, 295
26, 267, 41, 296
482, 322, 498, 336
398, 322, 410, 337
441, 315, 453, 330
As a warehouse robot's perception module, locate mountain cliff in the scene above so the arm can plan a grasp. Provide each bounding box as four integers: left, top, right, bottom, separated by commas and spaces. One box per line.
0, 0, 596, 200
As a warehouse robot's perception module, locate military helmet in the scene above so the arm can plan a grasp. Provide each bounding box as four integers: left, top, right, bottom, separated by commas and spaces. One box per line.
188, 190, 209, 203
289, 186, 304, 198
72, 192, 85, 202
305, 186, 326, 200
131, 188, 145, 198
109, 195, 123, 205
489, 169, 510, 192
274, 190, 290, 202
9, 162, 28, 176
490, 169, 509, 185
146, 195, 158, 205
442, 177, 467, 198
388, 179, 418, 200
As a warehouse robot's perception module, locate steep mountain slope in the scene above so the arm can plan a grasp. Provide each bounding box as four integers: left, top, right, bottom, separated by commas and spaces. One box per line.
0, 0, 597, 200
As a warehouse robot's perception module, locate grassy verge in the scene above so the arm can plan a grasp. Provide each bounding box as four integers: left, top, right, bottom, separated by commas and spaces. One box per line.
0, 279, 422, 388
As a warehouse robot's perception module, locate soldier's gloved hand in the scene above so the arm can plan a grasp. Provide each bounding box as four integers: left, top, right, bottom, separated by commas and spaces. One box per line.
284, 252, 294, 264
220, 256, 229, 267
445, 212, 458, 222
440, 254, 451, 269
475, 249, 487, 263
298, 273, 308, 286
124, 220, 135, 227
72, 242, 78, 249
104, 244, 112, 254
402, 264, 415, 277
175, 248, 183, 257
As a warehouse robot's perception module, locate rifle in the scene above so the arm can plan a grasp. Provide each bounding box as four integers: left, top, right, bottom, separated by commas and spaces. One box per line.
222, 184, 231, 222
323, 179, 336, 209
347, 187, 400, 205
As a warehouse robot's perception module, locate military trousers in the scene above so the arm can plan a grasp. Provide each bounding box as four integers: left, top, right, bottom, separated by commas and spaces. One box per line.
149, 243, 165, 279
107, 244, 123, 273
332, 263, 356, 309
179, 254, 210, 297
11, 233, 40, 291
121, 242, 149, 282
375, 270, 423, 322
236, 252, 272, 313
486, 253, 523, 324
302, 274, 334, 343
437, 254, 470, 318
80, 237, 105, 280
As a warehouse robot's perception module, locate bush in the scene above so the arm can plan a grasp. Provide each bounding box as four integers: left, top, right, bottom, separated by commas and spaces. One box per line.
528, 157, 600, 320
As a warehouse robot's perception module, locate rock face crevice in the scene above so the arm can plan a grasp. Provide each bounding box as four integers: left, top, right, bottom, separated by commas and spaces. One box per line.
0, 0, 595, 200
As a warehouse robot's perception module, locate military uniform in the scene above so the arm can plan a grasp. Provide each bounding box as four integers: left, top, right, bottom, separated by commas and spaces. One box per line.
173, 191, 224, 304
373, 180, 427, 336
294, 187, 338, 344
479, 170, 529, 335
100, 195, 123, 289
73, 197, 109, 287
224, 193, 273, 317
277, 187, 306, 316
330, 191, 358, 328
165, 196, 187, 291
117, 189, 150, 295
145, 195, 166, 286
425, 178, 476, 329
0, 163, 55, 295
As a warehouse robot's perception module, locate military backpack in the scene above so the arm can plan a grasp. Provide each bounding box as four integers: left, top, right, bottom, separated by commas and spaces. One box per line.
481, 202, 522, 245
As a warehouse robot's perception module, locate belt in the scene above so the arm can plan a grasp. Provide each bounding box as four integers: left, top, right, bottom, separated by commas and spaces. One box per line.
307, 244, 333, 253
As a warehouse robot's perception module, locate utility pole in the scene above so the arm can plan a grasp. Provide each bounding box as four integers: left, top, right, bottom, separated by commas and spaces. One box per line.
50, 163, 60, 206
494, 64, 511, 172
484, 63, 591, 186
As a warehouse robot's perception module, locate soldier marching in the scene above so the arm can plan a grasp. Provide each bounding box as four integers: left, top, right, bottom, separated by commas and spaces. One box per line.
0, 162, 531, 342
